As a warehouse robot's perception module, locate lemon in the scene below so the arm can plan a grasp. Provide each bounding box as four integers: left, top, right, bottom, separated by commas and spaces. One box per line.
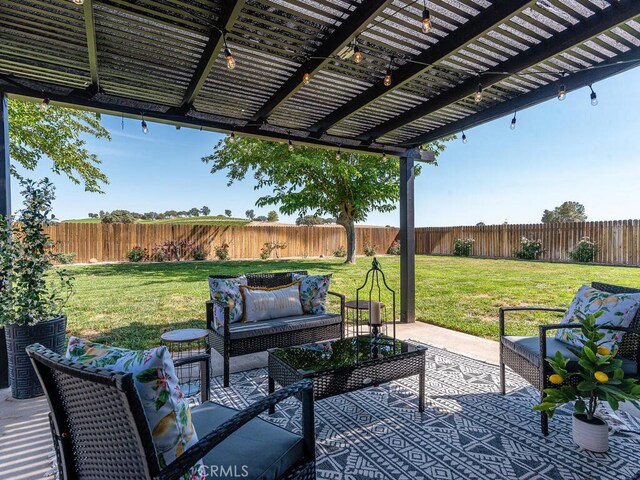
549, 374, 564, 385
597, 346, 611, 356
594, 371, 609, 383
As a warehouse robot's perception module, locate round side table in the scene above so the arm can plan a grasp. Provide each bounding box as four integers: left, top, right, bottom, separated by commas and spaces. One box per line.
345, 300, 387, 337
161, 328, 209, 398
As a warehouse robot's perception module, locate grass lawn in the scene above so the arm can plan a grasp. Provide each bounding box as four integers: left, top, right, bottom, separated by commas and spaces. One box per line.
62, 256, 640, 350
61, 216, 251, 226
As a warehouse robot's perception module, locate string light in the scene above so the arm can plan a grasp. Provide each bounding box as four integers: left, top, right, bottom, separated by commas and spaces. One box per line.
474, 83, 483, 103
336, 147, 341, 161
589, 84, 598, 106
461, 131, 467, 144
382, 152, 387, 161
302, 72, 311, 85
288, 139, 294, 152
40, 97, 50, 111
224, 36, 235, 70
141, 115, 148, 134
73, 0, 84, 4
510, 111, 517, 130
353, 44, 362, 64
228, 131, 235, 144
421, 2, 431, 34
557, 81, 566, 101
384, 58, 393, 87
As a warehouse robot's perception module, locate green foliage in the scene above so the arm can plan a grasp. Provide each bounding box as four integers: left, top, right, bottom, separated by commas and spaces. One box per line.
363, 240, 377, 256
214, 243, 230, 261
267, 210, 279, 222
454, 238, 474, 257
201, 206, 211, 216
260, 241, 287, 260
296, 215, 324, 226
58, 252, 77, 264
514, 237, 543, 260
8, 99, 111, 193
126, 246, 147, 262
245, 209, 255, 220
387, 240, 401, 255
534, 312, 640, 420
333, 245, 347, 257
541, 201, 587, 223
101, 210, 136, 224
0, 178, 74, 325
570, 237, 598, 263
191, 248, 207, 261
225, 209, 232, 217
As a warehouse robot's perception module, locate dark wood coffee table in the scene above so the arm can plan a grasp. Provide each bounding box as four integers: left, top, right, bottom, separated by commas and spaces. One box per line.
267, 336, 426, 413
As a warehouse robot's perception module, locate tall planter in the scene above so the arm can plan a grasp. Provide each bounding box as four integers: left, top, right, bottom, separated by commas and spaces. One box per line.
0, 327, 8, 389
5, 315, 67, 399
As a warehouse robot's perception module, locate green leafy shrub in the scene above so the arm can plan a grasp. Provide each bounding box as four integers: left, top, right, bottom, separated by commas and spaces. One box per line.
58, 252, 77, 264
192, 248, 207, 261
453, 238, 474, 257
333, 245, 346, 257
215, 243, 230, 261
260, 241, 287, 260
514, 236, 543, 260
126, 246, 147, 262
150, 245, 169, 262
364, 240, 377, 257
387, 240, 401, 255
570, 237, 598, 263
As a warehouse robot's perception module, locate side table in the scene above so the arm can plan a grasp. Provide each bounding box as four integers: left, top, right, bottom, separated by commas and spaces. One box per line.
161, 327, 210, 398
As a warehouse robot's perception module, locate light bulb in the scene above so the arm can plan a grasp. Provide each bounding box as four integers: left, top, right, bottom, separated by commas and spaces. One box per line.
382, 152, 387, 161
225, 48, 235, 69
302, 72, 311, 85
229, 132, 235, 144
336, 149, 341, 161
73, 0, 84, 4
558, 84, 566, 101
422, 8, 431, 34
590, 90, 598, 106
474, 84, 483, 103
353, 45, 362, 64
510, 116, 516, 130
288, 139, 294, 152
40, 97, 50, 111
141, 119, 148, 134
462, 132, 467, 144
384, 68, 392, 87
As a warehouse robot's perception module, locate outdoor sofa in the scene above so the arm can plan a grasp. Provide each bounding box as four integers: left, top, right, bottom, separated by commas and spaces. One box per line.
206, 271, 345, 387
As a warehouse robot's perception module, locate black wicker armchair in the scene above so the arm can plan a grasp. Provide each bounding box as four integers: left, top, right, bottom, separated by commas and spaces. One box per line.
27, 343, 316, 480
499, 282, 640, 435
207, 271, 345, 387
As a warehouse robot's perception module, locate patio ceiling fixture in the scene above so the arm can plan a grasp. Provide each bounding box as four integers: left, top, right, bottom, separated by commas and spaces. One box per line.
510, 112, 517, 131
474, 83, 484, 104
39, 97, 50, 112
421, 2, 432, 34
384, 59, 393, 87
461, 131, 468, 144
141, 115, 148, 135
589, 85, 599, 107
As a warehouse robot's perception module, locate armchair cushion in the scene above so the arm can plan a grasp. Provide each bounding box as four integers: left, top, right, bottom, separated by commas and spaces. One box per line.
191, 402, 305, 480
502, 335, 637, 376
292, 273, 332, 314
216, 313, 342, 340
65, 337, 204, 478
209, 275, 248, 325
554, 285, 640, 352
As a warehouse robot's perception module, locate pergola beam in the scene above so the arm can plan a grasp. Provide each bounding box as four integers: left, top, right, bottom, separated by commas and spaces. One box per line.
309, 0, 533, 133
402, 49, 640, 147
359, 0, 640, 142
180, 1, 244, 108
83, 0, 99, 88
250, 0, 393, 123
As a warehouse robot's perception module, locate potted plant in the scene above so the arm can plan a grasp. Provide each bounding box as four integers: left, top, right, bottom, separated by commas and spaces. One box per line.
0, 178, 73, 399
534, 312, 640, 452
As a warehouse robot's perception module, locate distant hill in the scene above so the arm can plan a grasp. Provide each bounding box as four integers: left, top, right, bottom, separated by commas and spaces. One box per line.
61, 216, 251, 226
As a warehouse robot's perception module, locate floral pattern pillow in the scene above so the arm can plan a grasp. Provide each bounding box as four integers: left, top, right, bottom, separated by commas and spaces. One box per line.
208, 275, 248, 326
65, 337, 204, 479
555, 285, 640, 352
292, 273, 332, 314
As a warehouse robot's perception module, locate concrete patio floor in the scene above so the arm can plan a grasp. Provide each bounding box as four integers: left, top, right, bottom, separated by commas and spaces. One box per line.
0, 322, 499, 480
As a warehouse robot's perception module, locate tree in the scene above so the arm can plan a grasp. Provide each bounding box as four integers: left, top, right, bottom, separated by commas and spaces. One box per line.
476, 222, 485, 226
225, 209, 232, 217
8, 99, 111, 193
296, 215, 324, 226
101, 210, 136, 224
201, 206, 211, 216
255, 215, 268, 222
88, 213, 98, 219
189, 207, 200, 217
267, 210, 279, 222
245, 209, 255, 220
203, 138, 449, 263
541, 201, 587, 223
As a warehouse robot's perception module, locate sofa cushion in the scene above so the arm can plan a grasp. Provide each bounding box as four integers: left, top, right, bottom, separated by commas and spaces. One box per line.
209, 275, 248, 325
191, 402, 304, 480
292, 273, 332, 314
216, 313, 342, 340
240, 282, 303, 322
502, 335, 637, 376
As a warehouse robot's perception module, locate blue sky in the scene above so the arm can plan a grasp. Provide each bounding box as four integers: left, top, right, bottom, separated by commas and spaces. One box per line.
10, 66, 640, 227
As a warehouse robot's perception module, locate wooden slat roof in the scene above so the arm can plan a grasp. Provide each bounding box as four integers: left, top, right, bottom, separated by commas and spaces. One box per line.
1, 0, 639, 155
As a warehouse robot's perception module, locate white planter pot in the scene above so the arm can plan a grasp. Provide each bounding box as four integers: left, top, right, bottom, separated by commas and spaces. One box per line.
572, 413, 608, 452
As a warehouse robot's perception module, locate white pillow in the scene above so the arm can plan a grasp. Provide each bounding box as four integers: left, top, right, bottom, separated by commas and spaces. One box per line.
240, 282, 303, 322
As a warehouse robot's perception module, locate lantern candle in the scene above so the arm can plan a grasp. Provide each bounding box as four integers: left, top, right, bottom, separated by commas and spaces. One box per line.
369, 301, 382, 326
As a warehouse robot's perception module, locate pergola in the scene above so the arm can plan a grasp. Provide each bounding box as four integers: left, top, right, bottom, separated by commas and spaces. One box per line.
1, 0, 639, 322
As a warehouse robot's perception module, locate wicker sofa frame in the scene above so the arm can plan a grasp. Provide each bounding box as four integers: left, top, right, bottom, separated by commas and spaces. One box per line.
206, 271, 346, 387
499, 282, 640, 436
26, 343, 316, 480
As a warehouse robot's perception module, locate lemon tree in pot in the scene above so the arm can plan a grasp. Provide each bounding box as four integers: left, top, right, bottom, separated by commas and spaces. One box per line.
534, 312, 640, 452
0, 177, 73, 399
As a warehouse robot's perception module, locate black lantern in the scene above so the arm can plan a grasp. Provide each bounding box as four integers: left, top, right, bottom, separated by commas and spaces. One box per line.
354, 258, 396, 345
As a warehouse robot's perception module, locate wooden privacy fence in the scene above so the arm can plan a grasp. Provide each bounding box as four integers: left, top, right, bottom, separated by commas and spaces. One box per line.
416, 220, 640, 265
47, 223, 400, 263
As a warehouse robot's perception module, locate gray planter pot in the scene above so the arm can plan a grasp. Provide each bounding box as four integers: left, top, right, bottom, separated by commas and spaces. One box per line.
0, 327, 8, 389
5, 315, 67, 399
572, 413, 608, 452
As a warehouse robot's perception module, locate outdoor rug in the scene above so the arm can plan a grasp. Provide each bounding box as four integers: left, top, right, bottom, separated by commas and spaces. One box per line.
209, 343, 640, 480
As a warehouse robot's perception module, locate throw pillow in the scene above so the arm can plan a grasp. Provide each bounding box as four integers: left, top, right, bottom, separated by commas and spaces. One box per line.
240, 282, 303, 322
292, 273, 332, 314
65, 337, 204, 478
555, 285, 640, 352
208, 275, 248, 326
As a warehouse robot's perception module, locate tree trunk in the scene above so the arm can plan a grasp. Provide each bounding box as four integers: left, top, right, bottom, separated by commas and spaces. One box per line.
337, 206, 356, 264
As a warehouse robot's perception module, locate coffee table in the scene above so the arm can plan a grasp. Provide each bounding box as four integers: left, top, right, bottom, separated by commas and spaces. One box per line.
267, 335, 426, 413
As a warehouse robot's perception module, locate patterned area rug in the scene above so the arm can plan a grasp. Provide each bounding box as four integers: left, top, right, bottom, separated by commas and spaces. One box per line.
209, 343, 640, 480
